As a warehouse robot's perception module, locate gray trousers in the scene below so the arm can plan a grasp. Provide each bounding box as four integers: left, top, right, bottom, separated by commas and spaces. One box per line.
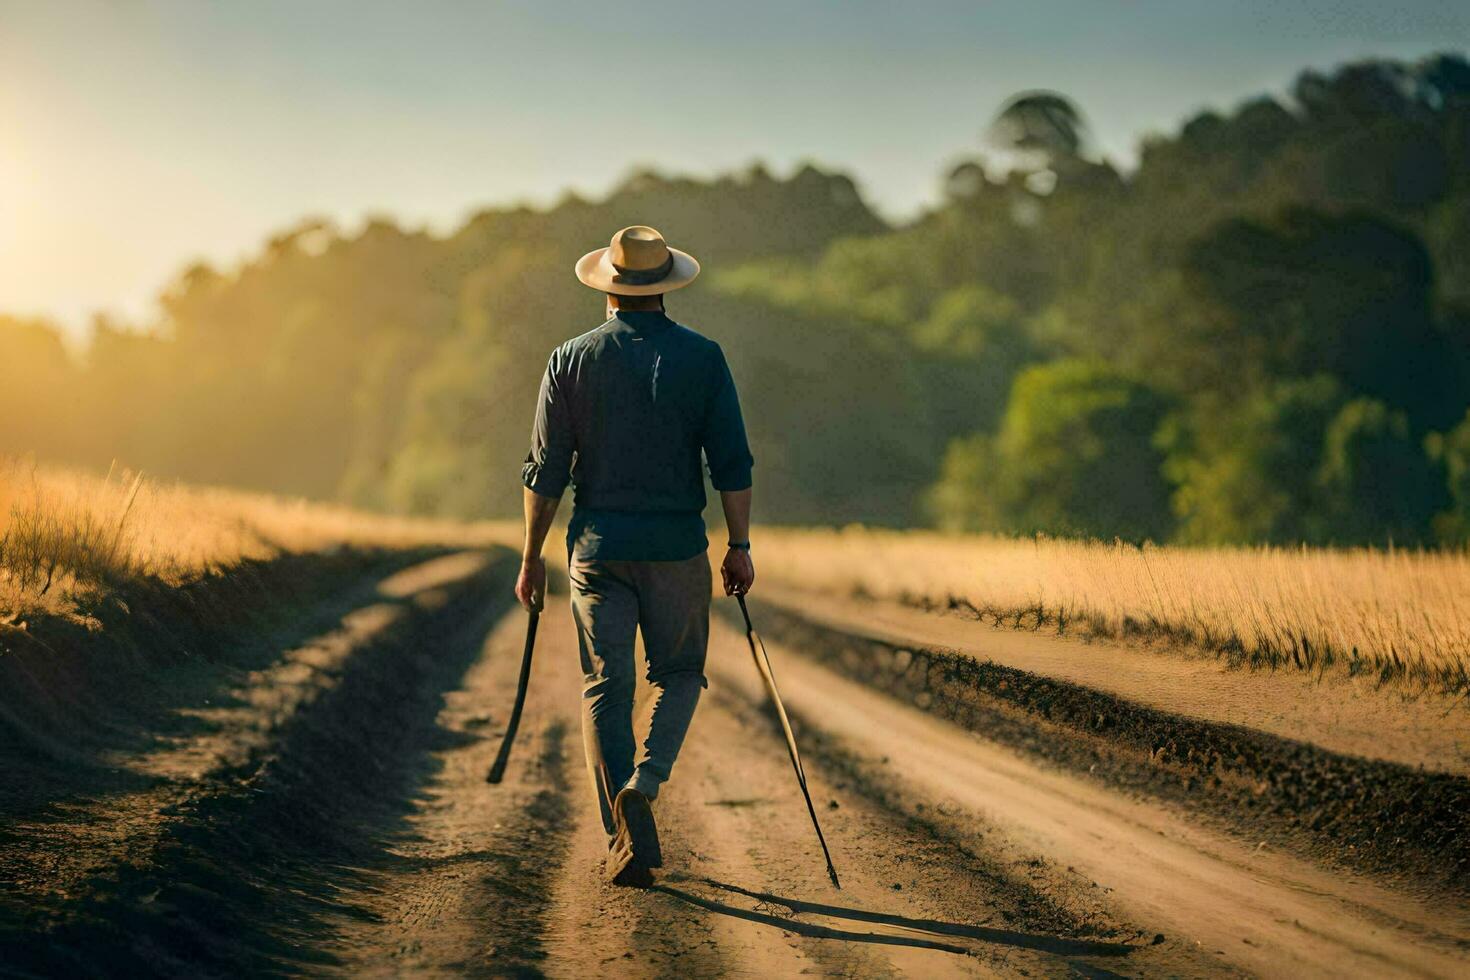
569, 553, 711, 836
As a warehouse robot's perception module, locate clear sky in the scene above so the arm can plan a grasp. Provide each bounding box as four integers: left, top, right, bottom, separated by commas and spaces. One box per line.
2, 1, 1465, 337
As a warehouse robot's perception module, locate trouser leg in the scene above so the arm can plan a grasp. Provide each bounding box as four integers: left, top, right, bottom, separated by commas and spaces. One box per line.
569, 558, 639, 836
626, 553, 712, 800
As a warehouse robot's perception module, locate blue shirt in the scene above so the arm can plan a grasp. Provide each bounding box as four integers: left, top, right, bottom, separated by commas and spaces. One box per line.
521, 309, 754, 561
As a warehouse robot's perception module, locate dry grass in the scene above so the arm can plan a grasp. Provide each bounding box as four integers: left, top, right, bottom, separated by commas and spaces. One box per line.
757, 526, 1470, 691
11, 458, 1467, 690
0, 457, 517, 622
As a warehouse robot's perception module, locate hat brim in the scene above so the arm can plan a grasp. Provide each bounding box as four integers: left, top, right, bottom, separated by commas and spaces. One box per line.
574, 246, 700, 296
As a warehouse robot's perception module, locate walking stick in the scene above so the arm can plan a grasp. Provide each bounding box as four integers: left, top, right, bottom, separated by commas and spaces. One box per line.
486, 608, 540, 784
736, 594, 841, 889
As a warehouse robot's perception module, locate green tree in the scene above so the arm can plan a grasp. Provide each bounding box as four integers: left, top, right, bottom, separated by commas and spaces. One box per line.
1183, 209, 1460, 429
912, 285, 1041, 440
929, 359, 1172, 540
1316, 398, 1445, 544
926, 432, 1001, 533
384, 321, 522, 518
1161, 377, 1345, 545
1427, 409, 1470, 541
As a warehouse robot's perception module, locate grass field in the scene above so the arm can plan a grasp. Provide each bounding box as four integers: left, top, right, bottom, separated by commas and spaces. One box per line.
8, 458, 1468, 691
0, 457, 516, 623
757, 526, 1470, 691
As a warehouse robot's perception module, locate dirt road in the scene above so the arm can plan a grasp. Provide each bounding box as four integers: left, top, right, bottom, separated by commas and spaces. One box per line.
3, 550, 1466, 977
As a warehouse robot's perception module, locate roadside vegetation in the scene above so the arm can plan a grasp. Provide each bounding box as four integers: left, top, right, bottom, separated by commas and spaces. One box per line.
758, 526, 1470, 692
0, 457, 515, 626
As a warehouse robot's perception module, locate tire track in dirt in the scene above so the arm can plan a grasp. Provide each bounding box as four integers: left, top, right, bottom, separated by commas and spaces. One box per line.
685, 617, 1175, 979
324, 601, 580, 977
325, 595, 778, 978
517, 600, 755, 979
524, 596, 857, 978
651, 721, 976, 979
1, 602, 404, 914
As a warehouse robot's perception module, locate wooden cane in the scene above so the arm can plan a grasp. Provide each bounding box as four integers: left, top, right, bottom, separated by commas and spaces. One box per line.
486, 607, 540, 784
737, 594, 841, 888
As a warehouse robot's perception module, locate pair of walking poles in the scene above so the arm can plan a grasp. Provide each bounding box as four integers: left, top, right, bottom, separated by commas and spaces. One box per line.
486, 594, 841, 890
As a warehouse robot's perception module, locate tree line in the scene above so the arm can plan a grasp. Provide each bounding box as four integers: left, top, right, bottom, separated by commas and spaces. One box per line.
3, 53, 1468, 546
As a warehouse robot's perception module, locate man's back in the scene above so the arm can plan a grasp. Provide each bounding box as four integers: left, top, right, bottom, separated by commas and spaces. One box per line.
515, 225, 755, 888
522, 308, 752, 560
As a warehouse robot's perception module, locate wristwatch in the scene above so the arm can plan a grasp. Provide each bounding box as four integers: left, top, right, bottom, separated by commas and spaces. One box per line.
727, 540, 751, 551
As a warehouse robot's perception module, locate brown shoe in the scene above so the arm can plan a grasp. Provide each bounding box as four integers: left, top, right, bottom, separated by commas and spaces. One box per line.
606, 835, 654, 888
613, 787, 663, 869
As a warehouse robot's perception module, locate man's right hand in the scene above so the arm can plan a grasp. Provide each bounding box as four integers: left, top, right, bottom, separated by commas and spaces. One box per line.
515, 556, 546, 611
720, 547, 755, 596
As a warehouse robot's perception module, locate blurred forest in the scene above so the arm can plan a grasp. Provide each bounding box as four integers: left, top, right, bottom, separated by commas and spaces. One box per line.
6, 53, 1470, 546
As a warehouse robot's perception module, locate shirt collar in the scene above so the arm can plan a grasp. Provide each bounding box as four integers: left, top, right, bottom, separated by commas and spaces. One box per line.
612, 309, 672, 329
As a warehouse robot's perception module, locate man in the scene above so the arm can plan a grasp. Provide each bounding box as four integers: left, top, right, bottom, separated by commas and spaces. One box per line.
515, 225, 756, 888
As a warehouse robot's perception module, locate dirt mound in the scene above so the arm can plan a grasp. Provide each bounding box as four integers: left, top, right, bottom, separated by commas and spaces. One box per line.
0, 549, 517, 975
0, 547, 447, 809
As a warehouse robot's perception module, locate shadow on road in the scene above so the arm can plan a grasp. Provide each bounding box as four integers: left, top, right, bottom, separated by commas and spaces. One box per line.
653, 874, 1137, 965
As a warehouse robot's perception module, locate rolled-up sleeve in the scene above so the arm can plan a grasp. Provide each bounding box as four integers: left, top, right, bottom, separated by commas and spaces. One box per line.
521, 351, 575, 498
701, 347, 754, 491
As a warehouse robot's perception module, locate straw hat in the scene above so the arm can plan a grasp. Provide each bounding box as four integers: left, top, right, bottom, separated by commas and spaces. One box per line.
575, 225, 700, 296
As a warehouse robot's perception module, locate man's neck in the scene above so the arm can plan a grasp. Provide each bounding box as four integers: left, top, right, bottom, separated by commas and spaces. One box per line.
607, 302, 665, 318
